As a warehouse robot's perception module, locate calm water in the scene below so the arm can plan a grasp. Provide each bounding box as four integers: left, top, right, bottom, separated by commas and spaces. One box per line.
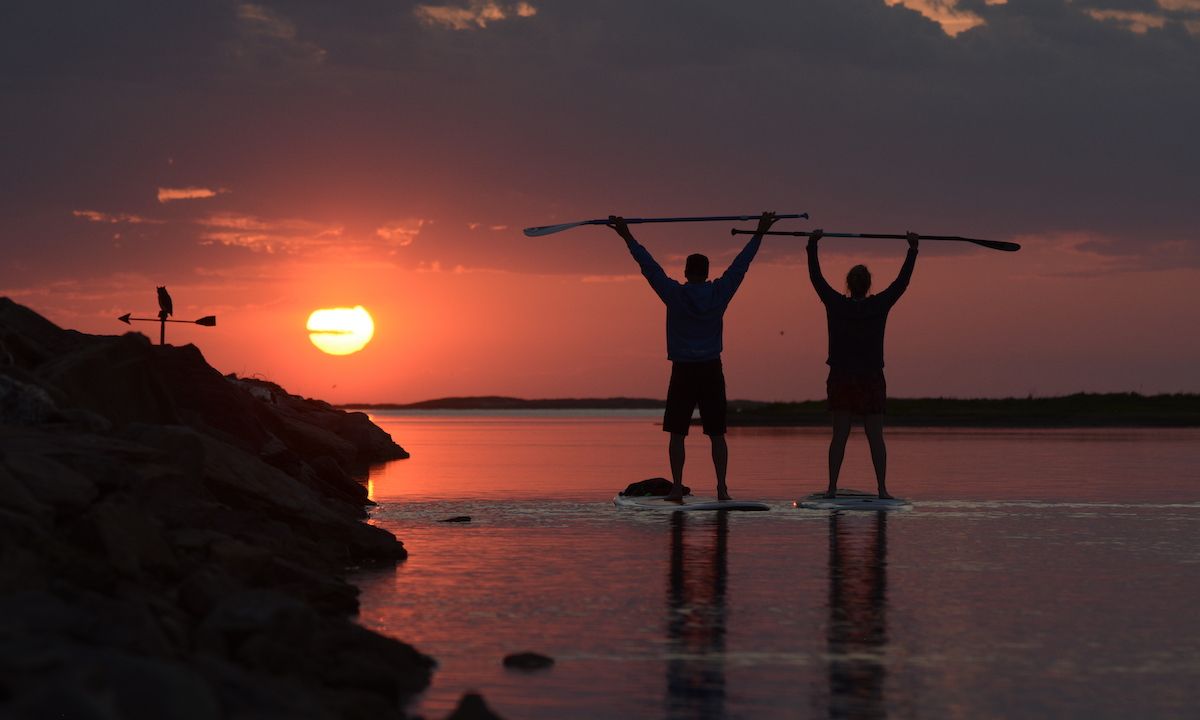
351, 412, 1200, 719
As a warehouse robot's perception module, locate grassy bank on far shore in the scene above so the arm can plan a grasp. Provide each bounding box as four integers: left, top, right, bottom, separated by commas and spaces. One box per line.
346, 393, 1200, 427
728, 393, 1200, 427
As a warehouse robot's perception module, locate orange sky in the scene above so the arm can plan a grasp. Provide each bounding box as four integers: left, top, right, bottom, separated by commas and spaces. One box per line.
3, 1, 1199, 402
12, 226, 1200, 404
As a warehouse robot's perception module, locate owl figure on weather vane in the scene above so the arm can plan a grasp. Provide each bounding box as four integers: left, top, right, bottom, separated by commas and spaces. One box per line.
157, 286, 173, 321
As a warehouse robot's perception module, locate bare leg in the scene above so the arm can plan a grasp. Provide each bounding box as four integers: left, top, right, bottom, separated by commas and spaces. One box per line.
709, 433, 729, 501
666, 432, 686, 501
827, 412, 852, 498
863, 414, 891, 499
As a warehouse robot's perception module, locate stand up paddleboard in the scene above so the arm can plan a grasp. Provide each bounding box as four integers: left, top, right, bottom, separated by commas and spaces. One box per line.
795, 489, 911, 510
613, 494, 770, 512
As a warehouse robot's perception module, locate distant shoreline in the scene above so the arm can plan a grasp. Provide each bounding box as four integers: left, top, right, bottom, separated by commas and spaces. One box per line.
342, 392, 1200, 427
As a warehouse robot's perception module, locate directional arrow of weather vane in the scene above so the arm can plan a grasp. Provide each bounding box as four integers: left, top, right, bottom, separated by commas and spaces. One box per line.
118, 287, 217, 347
117, 313, 217, 345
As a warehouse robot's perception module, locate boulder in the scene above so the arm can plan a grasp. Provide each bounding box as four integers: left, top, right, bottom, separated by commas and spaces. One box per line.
446, 692, 507, 720
0, 373, 58, 425
502, 651, 555, 670
37, 332, 180, 426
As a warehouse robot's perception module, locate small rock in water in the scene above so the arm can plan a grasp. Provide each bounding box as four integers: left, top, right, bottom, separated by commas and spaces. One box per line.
445, 692, 505, 720
502, 651, 554, 670
441, 516, 472, 523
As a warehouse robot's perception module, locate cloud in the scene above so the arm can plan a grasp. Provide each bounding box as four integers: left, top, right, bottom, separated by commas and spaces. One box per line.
1159, 0, 1200, 10
197, 213, 343, 254
72, 210, 162, 224
1011, 230, 1200, 278
234, 3, 326, 65
375, 219, 428, 247
1082, 0, 1200, 35
157, 187, 227, 203
884, 0, 1002, 37
581, 274, 641, 284
414, 1, 538, 31
1085, 9, 1168, 34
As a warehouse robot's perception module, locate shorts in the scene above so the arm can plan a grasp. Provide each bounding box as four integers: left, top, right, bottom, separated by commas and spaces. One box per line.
827, 367, 887, 415
663, 359, 727, 436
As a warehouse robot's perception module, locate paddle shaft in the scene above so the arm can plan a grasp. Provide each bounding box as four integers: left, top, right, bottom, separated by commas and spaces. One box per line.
524, 212, 808, 237
731, 229, 1020, 252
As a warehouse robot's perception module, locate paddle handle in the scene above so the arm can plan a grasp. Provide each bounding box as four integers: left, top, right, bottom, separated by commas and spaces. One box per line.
731, 228, 1020, 252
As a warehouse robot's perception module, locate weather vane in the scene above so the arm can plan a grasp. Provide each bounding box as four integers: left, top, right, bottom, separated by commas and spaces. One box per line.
117, 286, 216, 345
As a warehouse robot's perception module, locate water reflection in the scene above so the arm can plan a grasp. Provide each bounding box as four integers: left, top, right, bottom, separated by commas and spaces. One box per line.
826, 511, 889, 719
666, 511, 728, 719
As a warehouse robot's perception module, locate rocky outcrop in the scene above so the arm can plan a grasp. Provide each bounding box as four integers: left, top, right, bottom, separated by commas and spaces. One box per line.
445, 693, 507, 720
0, 298, 430, 718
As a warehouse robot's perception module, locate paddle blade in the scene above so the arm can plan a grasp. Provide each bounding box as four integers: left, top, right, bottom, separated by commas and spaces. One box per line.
523, 221, 594, 237
194, 315, 217, 327
973, 238, 1021, 252
117, 313, 131, 325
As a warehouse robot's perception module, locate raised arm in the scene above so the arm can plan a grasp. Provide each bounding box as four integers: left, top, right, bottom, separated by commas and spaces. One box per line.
876, 231, 920, 305
806, 229, 840, 304
608, 215, 674, 301
714, 211, 777, 298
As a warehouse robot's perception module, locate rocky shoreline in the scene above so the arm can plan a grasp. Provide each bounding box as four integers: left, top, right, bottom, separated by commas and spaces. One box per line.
0, 298, 454, 718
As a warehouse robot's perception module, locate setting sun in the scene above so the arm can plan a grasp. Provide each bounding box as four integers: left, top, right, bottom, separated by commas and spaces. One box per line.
306, 306, 375, 355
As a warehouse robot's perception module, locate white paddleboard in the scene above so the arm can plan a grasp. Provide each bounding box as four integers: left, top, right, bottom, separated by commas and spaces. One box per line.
613, 494, 770, 512
796, 489, 911, 510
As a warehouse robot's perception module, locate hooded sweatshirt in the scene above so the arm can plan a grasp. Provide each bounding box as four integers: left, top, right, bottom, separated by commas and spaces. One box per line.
626, 233, 762, 362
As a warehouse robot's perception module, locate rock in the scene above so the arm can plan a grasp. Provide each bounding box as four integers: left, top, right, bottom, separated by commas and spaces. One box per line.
502, 651, 555, 670
3, 446, 99, 512
0, 297, 85, 367
197, 589, 321, 670
0, 372, 58, 425
621, 477, 691, 497
0, 463, 52, 523
37, 332, 181, 426
5, 649, 223, 720
445, 692, 506, 720
83, 498, 179, 577
312, 619, 436, 698
441, 516, 472, 523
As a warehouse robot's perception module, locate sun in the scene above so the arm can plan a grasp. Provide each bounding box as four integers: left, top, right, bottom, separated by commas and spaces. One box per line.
307, 306, 375, 355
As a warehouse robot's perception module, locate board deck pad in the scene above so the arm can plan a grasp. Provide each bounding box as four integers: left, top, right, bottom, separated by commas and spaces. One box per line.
613, 493, 770, 512
796, 489, 911, 510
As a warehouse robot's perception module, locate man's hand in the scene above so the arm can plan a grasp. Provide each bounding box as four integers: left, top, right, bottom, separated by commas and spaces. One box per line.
607, 215, 633, 240
755, 211, 778, 235
906, 231, 920, 250
808, 228, 824, 247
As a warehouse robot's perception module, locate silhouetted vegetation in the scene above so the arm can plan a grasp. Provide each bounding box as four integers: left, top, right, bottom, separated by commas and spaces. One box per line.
726, 393, 1200, 427
349, 393, 1200, 427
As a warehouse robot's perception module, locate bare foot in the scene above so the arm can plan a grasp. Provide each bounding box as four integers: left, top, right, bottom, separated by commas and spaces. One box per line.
878, 491, 894, 500
663, 492, 684, 503
823, 490, 837, 499
717, 493, 732, 502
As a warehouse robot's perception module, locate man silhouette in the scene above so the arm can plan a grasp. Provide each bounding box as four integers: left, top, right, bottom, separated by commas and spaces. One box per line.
609, 212, 778, 502
807, 228, 918, 500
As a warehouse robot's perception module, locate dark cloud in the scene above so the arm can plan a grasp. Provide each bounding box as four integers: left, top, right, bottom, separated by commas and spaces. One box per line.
2, 0, 1198, 287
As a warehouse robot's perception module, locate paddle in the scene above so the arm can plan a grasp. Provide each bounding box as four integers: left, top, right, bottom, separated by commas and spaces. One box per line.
730, 228, 1020, 252
524, 213, 809, 237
